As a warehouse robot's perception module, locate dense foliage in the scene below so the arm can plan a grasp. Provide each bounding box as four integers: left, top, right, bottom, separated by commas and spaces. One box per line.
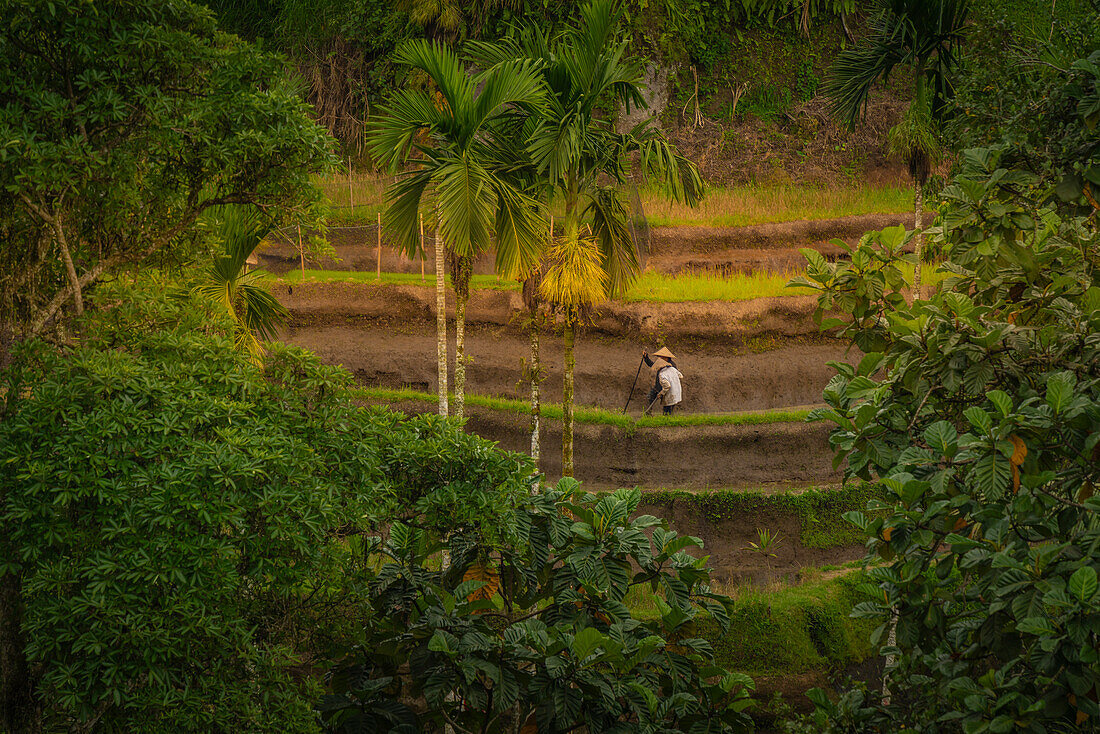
321, 482, 755, 733
789, 78, 1100, 730
0, 0, 333, 351
0, 286, 532, 732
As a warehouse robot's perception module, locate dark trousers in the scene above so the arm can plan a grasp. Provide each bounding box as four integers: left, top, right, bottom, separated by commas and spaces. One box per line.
647, 386, 675, 415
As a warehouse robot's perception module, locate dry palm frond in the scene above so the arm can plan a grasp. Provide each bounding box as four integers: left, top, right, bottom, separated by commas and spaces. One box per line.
539, 234, 606, 323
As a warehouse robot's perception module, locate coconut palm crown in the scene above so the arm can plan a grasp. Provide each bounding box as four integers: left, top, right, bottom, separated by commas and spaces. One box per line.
369, 40, 547, 419
368, 40, 546, 278
471, 0, 705, 476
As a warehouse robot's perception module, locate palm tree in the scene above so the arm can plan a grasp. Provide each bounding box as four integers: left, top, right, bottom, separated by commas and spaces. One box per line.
539, 235, 606, 478
369, 40, 545, 420
471, 0, 703, 476
823, 0, 969, 295
190, 206, 288, 360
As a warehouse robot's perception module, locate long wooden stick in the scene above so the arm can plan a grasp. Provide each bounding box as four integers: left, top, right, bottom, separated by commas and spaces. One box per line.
297, 224, 304, 277
420, 213, 425, 282
377, 212, 382, 280
348, 157, 353, 208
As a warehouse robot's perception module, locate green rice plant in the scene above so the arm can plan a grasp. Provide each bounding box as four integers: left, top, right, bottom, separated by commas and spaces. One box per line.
626, 571, 875, 676
351, 386, 812, 429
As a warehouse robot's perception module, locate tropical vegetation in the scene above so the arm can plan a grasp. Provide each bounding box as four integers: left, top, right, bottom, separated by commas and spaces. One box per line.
368, 39, 545, 420
788, 47, 1100, 732
823, 0, 969, 295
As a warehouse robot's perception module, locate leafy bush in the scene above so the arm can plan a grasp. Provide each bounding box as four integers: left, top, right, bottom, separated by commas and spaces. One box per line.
320, 482, 756, 733
0, 286, 533, 732
789, 125, 1100, 729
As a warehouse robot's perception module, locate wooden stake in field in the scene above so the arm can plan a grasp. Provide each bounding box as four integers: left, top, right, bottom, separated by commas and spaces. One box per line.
347, 157, 354, 208
377, 212, 382, 280
419, 212, 426, 282
297, 224, 305, 277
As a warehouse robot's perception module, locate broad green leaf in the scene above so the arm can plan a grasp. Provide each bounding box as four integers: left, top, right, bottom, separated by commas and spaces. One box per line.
1069, 566, 1098, 604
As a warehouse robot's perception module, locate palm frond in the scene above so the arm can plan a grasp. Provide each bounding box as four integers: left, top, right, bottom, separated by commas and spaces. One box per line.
539, 234, 607, 312
470, 59, 546, 135
236, 277, 289, 342
384, 169, 435, 258
634, 129, 705, 207
367, 88, 449, 169
433, 154, 496, 259
583, 187, 639, 298
393, 39, 472, 127
493, 180, 545, 280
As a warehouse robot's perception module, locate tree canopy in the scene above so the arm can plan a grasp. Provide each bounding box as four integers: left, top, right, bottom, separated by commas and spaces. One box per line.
0, 0, 334, 353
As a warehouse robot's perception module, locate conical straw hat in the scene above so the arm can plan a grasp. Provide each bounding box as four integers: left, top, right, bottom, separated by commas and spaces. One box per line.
652, 347, 675, 360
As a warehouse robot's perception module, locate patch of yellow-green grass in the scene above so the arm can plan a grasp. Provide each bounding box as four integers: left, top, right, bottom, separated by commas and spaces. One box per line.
640, 183, 912, 228
622, 269, 813, 303
351, 386, 811, 429
315, 175, 911, 229
280, 260, 945, 304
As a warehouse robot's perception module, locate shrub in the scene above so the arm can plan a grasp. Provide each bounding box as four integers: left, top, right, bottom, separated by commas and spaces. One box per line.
789, 128, 1100, 728
0, 286, 532, 732
320, 482, 756, 733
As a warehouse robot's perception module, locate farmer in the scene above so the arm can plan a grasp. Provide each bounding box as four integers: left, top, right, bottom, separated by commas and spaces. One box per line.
641, 347, 683, 415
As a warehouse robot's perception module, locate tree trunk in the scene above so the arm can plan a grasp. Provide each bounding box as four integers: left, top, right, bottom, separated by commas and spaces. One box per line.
454, 289, 466, 422
530, 325, 540, 464
434, 220, 449, 417
55, 222, 83, 317
562, 318, 575, 478
912, 179, 924, 299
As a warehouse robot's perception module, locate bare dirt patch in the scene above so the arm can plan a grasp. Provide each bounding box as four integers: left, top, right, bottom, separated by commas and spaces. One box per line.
283, 320, 853, 414
372, 399, 841, 493
259, 212, 908, 277
276, 282, 856, 413
646, 212, 910, 275
638, 498, 860, 585
274, 280, 836, 343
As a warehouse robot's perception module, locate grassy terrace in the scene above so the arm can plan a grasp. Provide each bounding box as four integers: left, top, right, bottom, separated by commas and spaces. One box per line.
278, 267, 815, 302
278, 262, 941, 303
316, 173, 912, 228
641, 483, 879, 548
352, 386, 813, 428
626, 570, 874, 677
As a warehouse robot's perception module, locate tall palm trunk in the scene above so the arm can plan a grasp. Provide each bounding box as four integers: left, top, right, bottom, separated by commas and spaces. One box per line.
530, 324, 540, 463
451, 255, 472, 421
912, 178, 924, 298
522, 272, 542, 467
434, 217, 449, 417
562, 314, 575, 478
560, 186, 582, 478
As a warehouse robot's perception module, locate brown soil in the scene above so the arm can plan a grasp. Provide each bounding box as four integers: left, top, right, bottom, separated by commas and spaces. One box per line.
280, 288, 857, 414
369, 399, 842, 493
259, 212, 907, 277
275, 280, 840, 343
646, 212, 910, 275
637, 497, 860, 585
